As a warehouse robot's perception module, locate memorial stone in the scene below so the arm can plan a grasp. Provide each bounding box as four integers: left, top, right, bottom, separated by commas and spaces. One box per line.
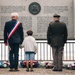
0, 0, 74, 39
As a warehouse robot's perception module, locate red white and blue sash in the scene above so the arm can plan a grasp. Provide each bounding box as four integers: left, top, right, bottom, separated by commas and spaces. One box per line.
6, 21, 20, 45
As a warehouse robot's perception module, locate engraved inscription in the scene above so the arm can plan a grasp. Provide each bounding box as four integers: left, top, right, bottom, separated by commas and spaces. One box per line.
44, 6, 68, 14
20, 16, 32, 30
1, 16, 10, 30
1, 6, 26, 13
37, 16, 51, 33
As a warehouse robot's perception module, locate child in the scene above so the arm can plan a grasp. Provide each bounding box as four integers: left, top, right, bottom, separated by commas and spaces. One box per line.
21, 30, 37, 72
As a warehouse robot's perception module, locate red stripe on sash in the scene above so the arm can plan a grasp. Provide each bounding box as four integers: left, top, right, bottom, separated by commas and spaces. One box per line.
6, 22, 20, 45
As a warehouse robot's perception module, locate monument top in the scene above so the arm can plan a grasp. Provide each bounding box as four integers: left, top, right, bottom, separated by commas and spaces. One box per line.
0, 0, 74, 39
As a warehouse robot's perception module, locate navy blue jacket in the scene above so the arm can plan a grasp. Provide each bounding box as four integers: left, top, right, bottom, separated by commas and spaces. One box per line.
4, 19, 24, 44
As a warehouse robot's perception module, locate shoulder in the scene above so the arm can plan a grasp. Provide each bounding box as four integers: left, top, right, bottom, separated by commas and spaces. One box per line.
48, 22, 54, 27
25, 36, 33, 39
30, 36, 35, 40
5, 21, 11, 27
30, 36, 36, 41
18, 21, 22, 28
25, 36, 35, 41
60, 22, 66, 25
19, 21, 22, 25
25, 37, 28, 40
5, 20, 11, 24
19, 21, 22, 24
60, 22, 67, 27
49, 22, 54, 25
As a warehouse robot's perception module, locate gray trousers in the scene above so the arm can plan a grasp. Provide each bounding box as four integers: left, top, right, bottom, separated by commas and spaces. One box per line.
52, 47, 63, 70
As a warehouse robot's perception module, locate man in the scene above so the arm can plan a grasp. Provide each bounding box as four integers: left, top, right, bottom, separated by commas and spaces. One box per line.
4, 12, 24, 71
47, 14, 68, 71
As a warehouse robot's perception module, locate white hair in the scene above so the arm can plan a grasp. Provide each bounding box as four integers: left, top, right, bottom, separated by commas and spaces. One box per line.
11, 12, 19, 17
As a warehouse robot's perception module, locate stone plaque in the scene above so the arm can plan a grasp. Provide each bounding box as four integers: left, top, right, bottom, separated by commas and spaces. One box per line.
0, 0, 74, 39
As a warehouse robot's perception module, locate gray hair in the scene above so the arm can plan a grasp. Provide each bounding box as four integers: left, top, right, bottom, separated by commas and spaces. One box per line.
11, 12, 19, 17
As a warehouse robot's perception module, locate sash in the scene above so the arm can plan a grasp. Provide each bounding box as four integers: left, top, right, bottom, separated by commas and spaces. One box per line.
6, 21, 20, 45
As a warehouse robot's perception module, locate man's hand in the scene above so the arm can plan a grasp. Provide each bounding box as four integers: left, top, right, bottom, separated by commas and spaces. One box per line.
5, 43, 8, 46
49, 44, 51, 47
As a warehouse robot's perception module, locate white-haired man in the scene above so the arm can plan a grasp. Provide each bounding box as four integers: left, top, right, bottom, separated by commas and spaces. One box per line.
4, 12, 24, 71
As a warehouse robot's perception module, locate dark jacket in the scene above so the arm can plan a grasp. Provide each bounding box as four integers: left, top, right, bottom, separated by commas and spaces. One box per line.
4, 19, 24, 44
47, 20, 68, 47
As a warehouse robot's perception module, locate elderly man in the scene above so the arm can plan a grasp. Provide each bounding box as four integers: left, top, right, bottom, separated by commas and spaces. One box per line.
4, 12, 24, 71
47, 14, 68, 71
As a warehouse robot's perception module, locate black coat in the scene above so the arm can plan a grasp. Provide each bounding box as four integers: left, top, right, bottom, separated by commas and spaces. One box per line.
47, 21, 68, 47
4, 19, 24, 44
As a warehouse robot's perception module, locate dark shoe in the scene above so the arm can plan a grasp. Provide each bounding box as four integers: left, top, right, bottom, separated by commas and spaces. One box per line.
14, 69, 19, 71
26, 69, 29, 72
26, 67, 29, 72
52, 69, 58, 71
30, 69, 34, 72
58, 70, 62, 71
9, 69, 13, 72
30, 66, 33, 72
52, 67, 58, 71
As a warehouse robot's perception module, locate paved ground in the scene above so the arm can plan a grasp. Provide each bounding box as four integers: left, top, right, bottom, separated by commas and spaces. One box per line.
0, 68, 75, 75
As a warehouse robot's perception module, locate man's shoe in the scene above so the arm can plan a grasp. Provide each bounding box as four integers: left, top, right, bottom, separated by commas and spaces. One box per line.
58, 70, 62, 71
52, 69, 58, 71
30, 69, 34, 72
14, 69, 19, 71
9, 69, 13, 72
26, 69, 29, 72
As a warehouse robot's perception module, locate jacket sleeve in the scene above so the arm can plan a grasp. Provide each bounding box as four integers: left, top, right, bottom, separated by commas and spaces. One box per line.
64, 25, 68, 43
19, 23, 24, 44
19, 39, 25, 48
4, 22, 8, 43
47, 24, 52, 44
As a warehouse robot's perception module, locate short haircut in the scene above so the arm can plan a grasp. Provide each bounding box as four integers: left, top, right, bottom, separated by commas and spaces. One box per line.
11, 12, 19, 17
26, 30, 33, 36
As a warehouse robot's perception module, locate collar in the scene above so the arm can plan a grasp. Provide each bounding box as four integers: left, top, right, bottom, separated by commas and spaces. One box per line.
12, 19, 17, 21
55, 20, 59, 22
